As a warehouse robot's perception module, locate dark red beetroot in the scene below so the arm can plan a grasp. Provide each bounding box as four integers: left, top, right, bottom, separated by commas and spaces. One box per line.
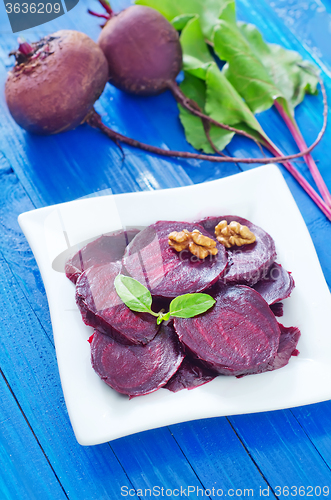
90, 323, 184, 397
253, 262, 295, 305
75, 261, 159, 345
122, 220, 228, 297
98, 5, 182, 96
6, 30, 325, 180
199, 216, 276, 286
65, 229, 140, 284
174, 284, 281, 376
91, 3, 271, 151
268, 324, 300, 371
164, 356, 217, 393
5, 31, 108, 135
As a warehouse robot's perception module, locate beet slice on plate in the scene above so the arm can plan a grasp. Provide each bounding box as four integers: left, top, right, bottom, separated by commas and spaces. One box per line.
75, 261, 159, 345
268, 324, 301, 371
164, 356, 217, 393
90, 323, 184, 397
65, 229, 139, 284
199, 216, 276, 286
253, 262, 295, 305
122, 220, 228, 297
269, 302, 284, 317
174, 284, 281, 376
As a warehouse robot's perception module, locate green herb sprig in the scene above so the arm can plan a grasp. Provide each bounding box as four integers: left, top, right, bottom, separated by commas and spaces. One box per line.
114, 274, 215, 325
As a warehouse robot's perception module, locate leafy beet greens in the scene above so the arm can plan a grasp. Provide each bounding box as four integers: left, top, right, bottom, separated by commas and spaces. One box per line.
114, 274, 215, 325
137, 0, 331, 214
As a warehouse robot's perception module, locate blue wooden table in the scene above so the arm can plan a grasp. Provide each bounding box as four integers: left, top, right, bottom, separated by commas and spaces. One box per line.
1, 0, 331, 498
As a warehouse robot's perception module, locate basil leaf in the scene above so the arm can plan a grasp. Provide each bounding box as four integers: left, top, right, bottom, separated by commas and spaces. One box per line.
156, 312, 171, 325
169, 293, 215, 318
114, 274, 153, 313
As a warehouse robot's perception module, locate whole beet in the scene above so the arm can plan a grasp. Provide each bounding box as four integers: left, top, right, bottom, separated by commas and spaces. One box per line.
5, 30, 108, 135
98, 5, 182, 96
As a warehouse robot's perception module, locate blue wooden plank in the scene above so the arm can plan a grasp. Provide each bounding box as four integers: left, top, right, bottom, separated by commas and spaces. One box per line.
0, 112, 248, 499
111, 427, 214, 499
0, 152, 258, 500
291, 401, 331, 469
169, 418, 277, 499
0, 1, 331, 498
0, 371, 68, 500
0, 248, 145, 499
229, 411, 331, 488
0, 153, 53, 339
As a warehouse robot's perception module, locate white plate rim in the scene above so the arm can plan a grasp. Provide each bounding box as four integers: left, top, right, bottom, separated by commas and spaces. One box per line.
18, 165, 331, 445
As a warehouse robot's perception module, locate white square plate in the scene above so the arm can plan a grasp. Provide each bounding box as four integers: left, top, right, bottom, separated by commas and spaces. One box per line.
18, 165, 331, 446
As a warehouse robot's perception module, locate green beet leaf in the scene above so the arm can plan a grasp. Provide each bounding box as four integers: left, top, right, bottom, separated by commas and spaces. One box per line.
136, 0, 233, 40
169, 293, 216, 318
213, 21, 281, 114
236, 22, 319, 114
114, 274, 153, 314
178, 74, 228, 153
138, 0, 319, 121
178, 16, 267, 152
212, 10, 319, 118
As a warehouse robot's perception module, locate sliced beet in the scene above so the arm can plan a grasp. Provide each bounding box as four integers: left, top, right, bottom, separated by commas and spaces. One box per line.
268, 324, 301, 371
270, 302, 284, 317
90, 323, 184, 397
198, 216, 276, 286
122, 220, 228, 298
164, 356, 217, 393
253, 263, 295, 305
65, 229, 139, 284
75, 261, 159, 345
174, 284, 280, 376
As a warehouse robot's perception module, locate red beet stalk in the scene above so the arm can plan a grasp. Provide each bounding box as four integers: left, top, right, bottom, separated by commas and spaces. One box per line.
274, 99, 331, 207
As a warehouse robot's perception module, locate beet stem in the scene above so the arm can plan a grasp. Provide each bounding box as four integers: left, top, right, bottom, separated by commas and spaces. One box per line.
274, 97, 331, 207
85, 100, 330, 220
18, 38, 33, 56
98, 0, 113, 16
87, 9, 110, 20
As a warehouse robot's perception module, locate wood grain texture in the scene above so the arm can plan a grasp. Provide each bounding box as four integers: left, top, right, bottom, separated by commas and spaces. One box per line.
0, 250, 142, 499
0, 370, 68, 500
229, 411, 331, 485
169, 418, 277, 497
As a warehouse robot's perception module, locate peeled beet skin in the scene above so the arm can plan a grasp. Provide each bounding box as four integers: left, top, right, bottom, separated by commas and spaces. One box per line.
174, 284, 281, 376
98, 5, 182, 96
122, 220, 228, 297
6, 30, 108, 134
199, 216, 276, 286
90, 323, 184, 397
75, 261, 159, 345
65, 229, 139, 284
253, 262, 295, 305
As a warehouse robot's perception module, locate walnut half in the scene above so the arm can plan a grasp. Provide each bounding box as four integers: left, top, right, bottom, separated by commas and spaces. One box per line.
215, 220, 256, 249
168, 229, 218, 260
